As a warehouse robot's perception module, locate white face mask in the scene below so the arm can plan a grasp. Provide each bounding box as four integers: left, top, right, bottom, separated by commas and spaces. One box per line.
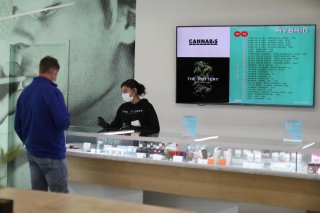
122, 93, 133, 102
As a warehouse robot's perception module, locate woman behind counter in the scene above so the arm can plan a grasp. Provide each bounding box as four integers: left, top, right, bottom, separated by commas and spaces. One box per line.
97, 79, 160, 133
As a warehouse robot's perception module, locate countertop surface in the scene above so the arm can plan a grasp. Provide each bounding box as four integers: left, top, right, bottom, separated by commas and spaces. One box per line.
0, 188, 195, 213
67, 149, 320, 181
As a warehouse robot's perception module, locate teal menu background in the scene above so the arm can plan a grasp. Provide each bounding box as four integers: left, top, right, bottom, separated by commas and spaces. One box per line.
229, 25, 315, 106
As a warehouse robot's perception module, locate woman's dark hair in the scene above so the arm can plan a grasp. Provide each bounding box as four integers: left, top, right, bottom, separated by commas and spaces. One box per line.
121, 79, 146, 96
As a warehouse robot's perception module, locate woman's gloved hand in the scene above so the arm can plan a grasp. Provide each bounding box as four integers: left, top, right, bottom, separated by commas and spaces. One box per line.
97, 116, 108, 129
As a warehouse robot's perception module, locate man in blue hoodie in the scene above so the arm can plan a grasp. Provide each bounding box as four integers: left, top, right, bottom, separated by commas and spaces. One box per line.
14, 56, 70, 193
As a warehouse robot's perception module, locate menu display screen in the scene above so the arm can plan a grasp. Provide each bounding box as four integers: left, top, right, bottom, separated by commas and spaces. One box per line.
176, 25, 316, 106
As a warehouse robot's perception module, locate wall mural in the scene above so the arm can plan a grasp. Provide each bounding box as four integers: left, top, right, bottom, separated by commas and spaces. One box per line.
0, 0, 136, 187
0, 0, 136, 128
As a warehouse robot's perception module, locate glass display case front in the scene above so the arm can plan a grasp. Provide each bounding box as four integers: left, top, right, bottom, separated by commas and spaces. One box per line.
65, 126, 320, 177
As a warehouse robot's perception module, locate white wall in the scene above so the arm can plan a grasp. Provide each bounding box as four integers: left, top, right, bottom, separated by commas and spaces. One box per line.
135, 0, 320, 140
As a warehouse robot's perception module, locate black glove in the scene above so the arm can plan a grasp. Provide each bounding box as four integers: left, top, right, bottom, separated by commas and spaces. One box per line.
97, 116, 108, 129
130, 125, 141, 131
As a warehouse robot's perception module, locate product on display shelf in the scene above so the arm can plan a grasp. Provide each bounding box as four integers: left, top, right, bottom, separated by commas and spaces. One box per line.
311, 152, 320, 164
262, 150, 271, 159
208, 157, 215, 165
117, 147, 125, 156
82, 142, 92, 152
213, 147, 222, 165
146, 144, 151, 157
200, 146, 208, 159
225, 149, 232, 166
96, 140, 104, 153
231, 157, 244, 165
247, 152, 254, 162
271, 152, 279, 162
307, 163, 320, 174
279, 152, 291, 162
164, 143, 180, 160
244, 150, 254, 162
290, 153, 302, 164
67, 143, 81, 150
243, 149, 251, 159
254, 150, 262, 163
218, 158, 227, 166
234, 149, 242, 158
186, 144, 194, 162
65, 128, 320, 176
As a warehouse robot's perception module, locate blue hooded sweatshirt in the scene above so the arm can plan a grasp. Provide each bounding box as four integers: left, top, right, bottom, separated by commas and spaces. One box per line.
14, 76, 70, 160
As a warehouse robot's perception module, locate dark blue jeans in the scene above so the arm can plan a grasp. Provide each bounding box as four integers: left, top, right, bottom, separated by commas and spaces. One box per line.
27, 152, 69, 193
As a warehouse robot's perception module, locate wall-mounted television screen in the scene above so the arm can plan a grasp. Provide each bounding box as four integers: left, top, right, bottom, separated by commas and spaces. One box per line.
176, 25, 316, 106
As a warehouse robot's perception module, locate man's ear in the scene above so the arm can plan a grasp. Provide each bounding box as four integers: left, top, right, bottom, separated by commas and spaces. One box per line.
114, 6, 136, 45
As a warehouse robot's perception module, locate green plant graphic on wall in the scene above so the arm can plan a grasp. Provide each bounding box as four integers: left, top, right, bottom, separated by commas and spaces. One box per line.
0, 144, 22, 187
192, 61, 214, 99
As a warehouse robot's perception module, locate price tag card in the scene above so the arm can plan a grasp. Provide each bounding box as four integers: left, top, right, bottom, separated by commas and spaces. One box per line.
153, 154, 163, 161
173, 156, 184, 163
136, 153, 146, 159
83, 142, 91, 152
103, 145, 112, 155
198, 158, 208, 165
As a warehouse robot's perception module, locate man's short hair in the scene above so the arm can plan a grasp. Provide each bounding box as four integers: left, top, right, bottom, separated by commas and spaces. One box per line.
39, 56, 60, 73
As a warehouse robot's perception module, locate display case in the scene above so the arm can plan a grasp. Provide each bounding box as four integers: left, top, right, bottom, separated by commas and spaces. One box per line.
65, 126, 320, 179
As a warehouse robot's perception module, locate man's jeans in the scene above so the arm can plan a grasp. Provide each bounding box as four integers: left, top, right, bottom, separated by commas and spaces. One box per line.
27, 152, 69, 193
